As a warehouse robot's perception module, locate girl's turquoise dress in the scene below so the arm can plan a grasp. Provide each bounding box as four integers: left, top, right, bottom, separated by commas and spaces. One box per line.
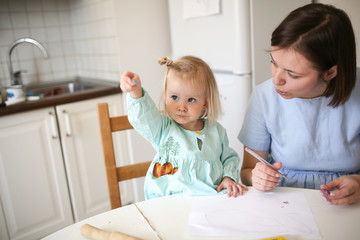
127, 90, 240, 199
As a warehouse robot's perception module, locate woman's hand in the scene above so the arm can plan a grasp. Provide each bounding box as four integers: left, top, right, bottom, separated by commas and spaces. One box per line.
241, 147, 281, 191
251, 161, 282, 191
120, 71, 143, 99
217, 177, 248, 197
321, 175, 360, 205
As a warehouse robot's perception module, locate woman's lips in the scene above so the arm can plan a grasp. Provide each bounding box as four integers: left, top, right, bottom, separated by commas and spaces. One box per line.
275, 88, 287, 95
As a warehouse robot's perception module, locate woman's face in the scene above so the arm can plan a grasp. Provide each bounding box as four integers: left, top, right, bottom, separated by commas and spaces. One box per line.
270, 47, 328, 99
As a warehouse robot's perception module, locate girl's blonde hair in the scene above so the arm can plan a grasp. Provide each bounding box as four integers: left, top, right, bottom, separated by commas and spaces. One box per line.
158, 56, 221, 125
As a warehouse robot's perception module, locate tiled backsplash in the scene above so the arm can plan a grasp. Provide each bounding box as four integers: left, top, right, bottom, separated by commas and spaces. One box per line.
0, 0, 120, 87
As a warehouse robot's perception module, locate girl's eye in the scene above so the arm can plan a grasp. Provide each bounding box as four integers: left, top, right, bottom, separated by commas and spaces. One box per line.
171, 95, 179, 101
288, 72, 299, 79
188, 98, 196, 103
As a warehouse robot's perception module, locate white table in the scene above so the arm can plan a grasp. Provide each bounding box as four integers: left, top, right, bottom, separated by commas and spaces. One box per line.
42, 187, 360, 240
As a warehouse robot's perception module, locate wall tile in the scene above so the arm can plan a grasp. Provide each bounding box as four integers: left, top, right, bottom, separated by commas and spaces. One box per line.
48, 42, 63, 57
58, 11, 71, 26
13, 28, 30, 39
46, 27, 62, 42
25, 0, 42, 12
28, 12, 44, 28
29, 28, 48, 42
8, 0, 26, 12
11, 13, 28, 28
0, 0, 121, 86
0, 13, 12, 29
44, 11, 59, 27
0, 29, 15, 47
0, 1, 9, 12
42, 0, 57, 11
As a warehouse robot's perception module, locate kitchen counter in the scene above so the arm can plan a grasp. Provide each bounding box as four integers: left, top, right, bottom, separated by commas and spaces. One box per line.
0, 79, 121, 117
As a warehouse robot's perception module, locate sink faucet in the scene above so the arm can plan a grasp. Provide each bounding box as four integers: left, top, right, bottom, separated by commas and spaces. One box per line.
7, 37, 49, 86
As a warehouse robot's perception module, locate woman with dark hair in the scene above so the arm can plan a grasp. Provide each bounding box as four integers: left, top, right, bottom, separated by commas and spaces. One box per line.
239, 3, 359, 205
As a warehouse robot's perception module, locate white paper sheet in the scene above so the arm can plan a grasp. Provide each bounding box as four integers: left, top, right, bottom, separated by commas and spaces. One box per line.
183, 0, 220, 19
186, 192, 321, 239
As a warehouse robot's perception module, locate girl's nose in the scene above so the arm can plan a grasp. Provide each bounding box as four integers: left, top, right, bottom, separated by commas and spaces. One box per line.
177, 103, 187, 112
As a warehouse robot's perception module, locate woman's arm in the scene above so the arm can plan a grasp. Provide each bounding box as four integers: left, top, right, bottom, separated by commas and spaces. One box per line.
241, 146, 282, 191
240, 146, 261, 186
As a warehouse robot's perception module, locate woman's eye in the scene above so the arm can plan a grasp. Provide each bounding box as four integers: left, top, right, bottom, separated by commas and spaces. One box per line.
270, 60, 277, 66
188, 98, 196, 103
171, 95, 178, 101
288, 72, 299, 79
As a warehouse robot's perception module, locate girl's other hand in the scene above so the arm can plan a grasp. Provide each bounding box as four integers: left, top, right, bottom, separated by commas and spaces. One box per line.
251, 161, 282, 191
321, 175, 360, 205
217, 177, 248, 197
120, 71, 143, 98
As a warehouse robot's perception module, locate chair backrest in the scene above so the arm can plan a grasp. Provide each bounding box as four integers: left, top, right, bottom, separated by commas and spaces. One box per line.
97, 102, 151, 209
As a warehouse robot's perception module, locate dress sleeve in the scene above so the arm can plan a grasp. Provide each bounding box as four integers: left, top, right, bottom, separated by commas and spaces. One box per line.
219, 126, 240, 182
238, 87, 271, 151
126, 89, 169, 150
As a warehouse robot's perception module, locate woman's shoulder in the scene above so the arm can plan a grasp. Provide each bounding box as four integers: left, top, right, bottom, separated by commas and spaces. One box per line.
251, 78, 280, 104
252, 78, 275, 95
256, 77, 274, 88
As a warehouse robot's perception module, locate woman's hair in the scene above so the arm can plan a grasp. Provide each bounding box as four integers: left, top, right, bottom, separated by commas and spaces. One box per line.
271, 3, 357, 107
158, 55, 221, 125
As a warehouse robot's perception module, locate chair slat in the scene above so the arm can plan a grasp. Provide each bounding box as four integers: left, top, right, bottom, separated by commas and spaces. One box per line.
97, 102, 151, 209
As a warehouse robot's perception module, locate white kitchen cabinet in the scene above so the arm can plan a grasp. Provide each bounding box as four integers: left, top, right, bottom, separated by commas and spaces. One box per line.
0, 107, 73, 240
0, 93, 134, 239
55, 93, 134, 222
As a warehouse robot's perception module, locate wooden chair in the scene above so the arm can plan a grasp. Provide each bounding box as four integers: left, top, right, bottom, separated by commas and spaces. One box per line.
97, 102, 151, 209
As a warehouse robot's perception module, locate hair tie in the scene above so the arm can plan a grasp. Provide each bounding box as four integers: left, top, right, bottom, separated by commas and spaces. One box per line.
166, 60, 173, 66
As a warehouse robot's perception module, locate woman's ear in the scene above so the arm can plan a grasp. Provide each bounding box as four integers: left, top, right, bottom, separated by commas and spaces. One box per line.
323, 65, 338, 81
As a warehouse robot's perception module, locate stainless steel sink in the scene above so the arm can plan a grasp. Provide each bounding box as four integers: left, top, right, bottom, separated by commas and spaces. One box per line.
25, 77, 119, 98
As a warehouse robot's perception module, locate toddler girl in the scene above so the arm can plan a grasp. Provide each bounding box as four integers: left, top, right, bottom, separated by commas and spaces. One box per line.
120, 56, 247, 199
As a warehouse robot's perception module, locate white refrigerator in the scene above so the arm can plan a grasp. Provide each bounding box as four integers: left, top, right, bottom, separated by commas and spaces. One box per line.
167, 0, 310, 160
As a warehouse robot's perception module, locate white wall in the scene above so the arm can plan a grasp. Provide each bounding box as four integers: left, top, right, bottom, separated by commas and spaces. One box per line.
250, 0, 311, 86
315, 0, 360, 67
113, 0, 171, 101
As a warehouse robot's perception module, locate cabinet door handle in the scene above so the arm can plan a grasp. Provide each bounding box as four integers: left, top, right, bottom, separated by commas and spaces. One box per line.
49, 112, 58, 139
63, 110, 72, 137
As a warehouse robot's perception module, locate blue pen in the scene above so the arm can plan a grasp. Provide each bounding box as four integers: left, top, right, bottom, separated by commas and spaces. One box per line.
245, 147, 288, 179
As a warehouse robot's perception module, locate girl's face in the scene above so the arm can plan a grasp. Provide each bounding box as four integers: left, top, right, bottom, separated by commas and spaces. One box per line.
270, 47, 329, 99
165, 70, 208, 131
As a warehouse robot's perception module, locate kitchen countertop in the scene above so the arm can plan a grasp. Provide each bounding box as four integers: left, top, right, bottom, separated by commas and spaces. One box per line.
0, 85, 121, 117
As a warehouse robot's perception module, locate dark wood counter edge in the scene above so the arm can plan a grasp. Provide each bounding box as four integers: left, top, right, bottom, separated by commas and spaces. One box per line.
0, 87, 122, 117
